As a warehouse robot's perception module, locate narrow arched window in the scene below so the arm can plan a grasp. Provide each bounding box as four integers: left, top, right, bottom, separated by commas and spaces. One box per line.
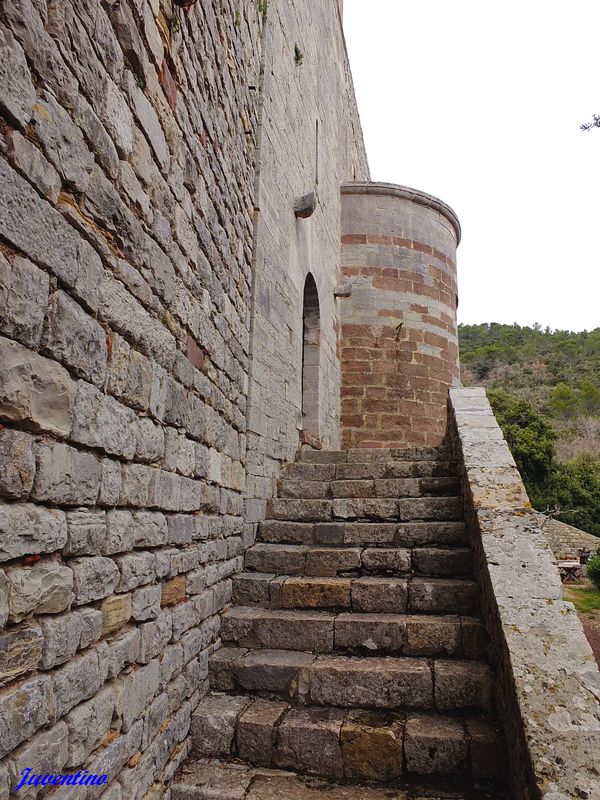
301, 274, 320, 445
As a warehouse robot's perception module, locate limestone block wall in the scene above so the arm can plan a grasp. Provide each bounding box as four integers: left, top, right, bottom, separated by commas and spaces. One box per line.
245, 0, 369, 521
340, 183, 460, 448
0, 1, 261, 797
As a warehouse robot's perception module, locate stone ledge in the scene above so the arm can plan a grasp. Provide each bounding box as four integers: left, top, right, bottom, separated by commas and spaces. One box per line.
449, 387, 600, 800
341, 181, 461, 243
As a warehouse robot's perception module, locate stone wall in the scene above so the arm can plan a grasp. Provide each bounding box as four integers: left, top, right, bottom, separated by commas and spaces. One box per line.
0, 1, 263, 797
537, 515, 600, 560
448, 388, 600, 800
340, 183, 460, 448
244, 0, 369, 520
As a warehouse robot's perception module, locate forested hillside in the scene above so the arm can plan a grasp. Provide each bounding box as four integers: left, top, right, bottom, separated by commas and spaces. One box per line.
459, 323, 600, 537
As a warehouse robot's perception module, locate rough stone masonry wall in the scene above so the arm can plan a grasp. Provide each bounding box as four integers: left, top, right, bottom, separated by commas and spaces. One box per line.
340, 183, 460, 449
244, 0, 369, 524
0, 1, 262, 798
449, 388, 600, 800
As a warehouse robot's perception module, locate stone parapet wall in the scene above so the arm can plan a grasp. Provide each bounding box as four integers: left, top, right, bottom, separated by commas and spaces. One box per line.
449, 387, 600, 800
0, 1, 261, 798
340, 183, 460, 449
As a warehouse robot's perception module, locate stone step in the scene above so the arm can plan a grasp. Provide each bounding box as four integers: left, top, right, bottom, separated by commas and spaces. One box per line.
221, 606, 486, 658
279, 477, 460, 500
258, 520, 468, 548
232, 574, 480, 615
172, 759, 509, 800
284, 459, 456, 481
188, 695, 506, 785
299, 447, 450, 464
245, 543, 473, 578
267, 496, 463, 522
209, 649, 494, 713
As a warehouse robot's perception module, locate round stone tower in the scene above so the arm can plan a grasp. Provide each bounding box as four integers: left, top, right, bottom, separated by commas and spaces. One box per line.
340, 182, 461, 448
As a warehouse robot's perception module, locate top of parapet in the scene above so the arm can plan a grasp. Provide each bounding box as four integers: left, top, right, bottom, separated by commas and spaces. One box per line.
341, 181, 461, 244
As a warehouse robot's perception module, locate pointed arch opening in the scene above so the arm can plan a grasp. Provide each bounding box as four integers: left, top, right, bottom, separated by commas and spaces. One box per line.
301, 273, 321, 446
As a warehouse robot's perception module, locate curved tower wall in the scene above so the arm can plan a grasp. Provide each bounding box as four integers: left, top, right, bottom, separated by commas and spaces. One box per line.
340, 182, 461, 448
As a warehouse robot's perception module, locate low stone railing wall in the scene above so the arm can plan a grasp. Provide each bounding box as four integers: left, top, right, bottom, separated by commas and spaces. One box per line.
448, 388, 600, 800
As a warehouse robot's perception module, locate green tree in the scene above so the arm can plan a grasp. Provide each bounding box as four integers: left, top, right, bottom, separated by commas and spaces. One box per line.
548, 382, 578, 420
487, 389, 556, 484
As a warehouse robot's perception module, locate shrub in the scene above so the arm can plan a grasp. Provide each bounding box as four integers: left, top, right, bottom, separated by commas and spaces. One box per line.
587, 554, 600, 592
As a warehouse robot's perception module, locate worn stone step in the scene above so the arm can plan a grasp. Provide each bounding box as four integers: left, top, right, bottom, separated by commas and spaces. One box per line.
278, 477, 459, 500
221, 606, 486, 657
258, 520, 468, 548
209, 649, 494, 713
284, 459, 456, 481
232, 573, 479, 615
244, 542, 473, 578
172, 759, 509, 800
298, 447, 450, 464
267, 496, 462, 522
188, 695, 505, 784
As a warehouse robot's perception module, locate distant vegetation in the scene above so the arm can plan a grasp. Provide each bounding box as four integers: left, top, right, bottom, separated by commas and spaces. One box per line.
459, 323, 600, 537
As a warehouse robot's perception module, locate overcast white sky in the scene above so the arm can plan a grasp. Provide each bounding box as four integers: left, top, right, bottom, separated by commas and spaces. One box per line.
343, 1, 600, 332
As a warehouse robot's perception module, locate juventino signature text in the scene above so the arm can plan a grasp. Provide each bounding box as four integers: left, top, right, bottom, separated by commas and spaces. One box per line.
15, 769, 109, 791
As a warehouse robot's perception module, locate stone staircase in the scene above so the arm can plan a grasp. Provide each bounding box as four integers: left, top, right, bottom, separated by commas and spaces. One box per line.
172, 447, 510, 800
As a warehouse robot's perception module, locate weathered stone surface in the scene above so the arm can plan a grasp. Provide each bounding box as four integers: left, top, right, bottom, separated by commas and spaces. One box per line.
341, 710, 403, 781
335, 613, 405, 653
0, 624, 42, 686
434, 661, 493, 713
6, 561, 74, 622
101, 593, 133, 635
79, 607, 103, 648
0, 336, 76, 437
32, 441, 101, 504
409, 578, 479, 615
405, 616, 462, 657
139, 610, 172, 663
0, 253, 49, 349
361, 548, 411, 574
64, 509, 106, 556
0, 160, 102, 311
404, 715, 467, 774
6, 720, 69, 798
0, 674, 53, 758
71, 382, 138, 459
131, 584, 161, 621
32, 91, 95, 192
0, 25, 35, 126
0, 571, 7, 629
107, 626, 140, 678
0, 501, 66, 560
236, 698, 289, 766
161, 575, 186, 607
51, 644, 109, 718
274, 706, 345, 777
115, 551, 156, 592
272, 577, 350, 610
65, 685, 115, 767
309, 655, 433, 710
254, 609, 334, 652
42, 292, 107, 386
125, 71, 169, 171
191, 693, 250, 758
70, 556, 120, 605
114, 658, 160, 732
103, 509, 135, 555
39, 611, 83, 669
351, 577, 408, 613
